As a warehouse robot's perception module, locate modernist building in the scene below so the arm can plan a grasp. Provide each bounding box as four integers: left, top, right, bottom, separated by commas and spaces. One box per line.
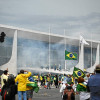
0, 24, 99, 75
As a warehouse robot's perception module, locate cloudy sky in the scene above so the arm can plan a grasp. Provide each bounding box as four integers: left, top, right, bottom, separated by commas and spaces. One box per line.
0, 0, 100, 41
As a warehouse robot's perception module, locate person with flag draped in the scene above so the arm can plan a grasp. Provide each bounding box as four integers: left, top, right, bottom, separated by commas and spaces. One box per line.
26, 78, 39, 93
26, 76, 39, 100
76, 77, 90, 100
26, 76, 35, 100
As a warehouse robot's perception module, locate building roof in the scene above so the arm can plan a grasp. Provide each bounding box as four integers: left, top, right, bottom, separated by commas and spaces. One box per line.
0, 24, 99, 48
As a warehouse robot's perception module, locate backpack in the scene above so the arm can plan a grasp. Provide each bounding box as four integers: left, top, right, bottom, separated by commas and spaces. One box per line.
63, 86, 75, 100
1, 86, 12, 100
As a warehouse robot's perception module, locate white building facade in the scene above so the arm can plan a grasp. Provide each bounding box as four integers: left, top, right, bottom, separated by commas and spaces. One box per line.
0, 25, 99, 75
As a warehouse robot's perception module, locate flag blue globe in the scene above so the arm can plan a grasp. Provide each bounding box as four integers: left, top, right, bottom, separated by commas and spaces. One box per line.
69, 54, 73, 58
77, 71, 82, 76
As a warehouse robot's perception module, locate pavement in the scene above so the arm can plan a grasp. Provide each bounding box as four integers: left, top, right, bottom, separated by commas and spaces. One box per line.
0, 87, 80, 100
33, 87, 80, 100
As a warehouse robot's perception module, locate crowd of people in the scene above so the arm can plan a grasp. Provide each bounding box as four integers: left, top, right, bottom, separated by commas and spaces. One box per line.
0, 64, 100, 100
59, 64, 100, 100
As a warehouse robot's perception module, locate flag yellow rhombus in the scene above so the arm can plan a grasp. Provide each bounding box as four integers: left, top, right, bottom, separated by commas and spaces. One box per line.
67, 53, 75, 59
74, 70, 84, 77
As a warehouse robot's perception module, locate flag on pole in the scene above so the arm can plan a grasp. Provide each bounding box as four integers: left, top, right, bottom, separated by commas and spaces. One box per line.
65, 50, 77, 60
80, 35, 89, 45
73, 67, 85, 78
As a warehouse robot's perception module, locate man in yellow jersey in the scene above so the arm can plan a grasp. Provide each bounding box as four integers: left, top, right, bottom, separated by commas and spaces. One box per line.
15, 70, 31, 100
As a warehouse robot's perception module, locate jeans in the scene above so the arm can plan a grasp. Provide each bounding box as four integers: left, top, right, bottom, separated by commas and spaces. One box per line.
18, 91, 27, 100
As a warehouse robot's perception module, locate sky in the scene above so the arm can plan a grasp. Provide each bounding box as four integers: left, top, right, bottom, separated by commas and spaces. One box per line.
0, 0, 100, 41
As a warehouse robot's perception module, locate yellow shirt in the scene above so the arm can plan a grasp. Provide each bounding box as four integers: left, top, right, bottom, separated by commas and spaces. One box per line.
40, 76, 43, 81
15, 72, 31, 91
47, 77, 50, 82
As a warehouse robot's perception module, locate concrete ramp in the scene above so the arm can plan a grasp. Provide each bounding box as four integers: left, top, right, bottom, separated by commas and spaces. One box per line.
0, 30, 17, 76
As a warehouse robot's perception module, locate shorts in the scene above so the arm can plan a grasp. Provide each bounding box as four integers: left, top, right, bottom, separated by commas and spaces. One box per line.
27, 89, 33, 98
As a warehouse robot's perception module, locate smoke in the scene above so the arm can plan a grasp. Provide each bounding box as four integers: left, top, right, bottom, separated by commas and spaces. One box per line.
17, 37, 79, 70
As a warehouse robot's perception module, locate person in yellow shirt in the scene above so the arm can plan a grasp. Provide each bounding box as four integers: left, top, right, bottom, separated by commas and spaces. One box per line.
35, 74, 39, 82
15, 70, 31, 100
47, 75, 51, 89
40, 75, 43, 86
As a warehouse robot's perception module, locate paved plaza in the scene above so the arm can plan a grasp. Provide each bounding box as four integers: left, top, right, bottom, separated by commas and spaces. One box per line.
0, 87, 80, 100
33, 88, 79, 100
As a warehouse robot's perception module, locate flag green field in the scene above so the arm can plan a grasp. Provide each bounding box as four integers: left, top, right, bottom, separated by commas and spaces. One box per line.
73, 67, 85, 78
65, 50, 77, 60
27, 81, 39, 93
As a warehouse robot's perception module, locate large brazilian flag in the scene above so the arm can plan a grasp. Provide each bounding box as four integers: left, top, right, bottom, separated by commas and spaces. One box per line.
73, 67, 85, 78
27, 81, 39, 93
65, 50, 77, 60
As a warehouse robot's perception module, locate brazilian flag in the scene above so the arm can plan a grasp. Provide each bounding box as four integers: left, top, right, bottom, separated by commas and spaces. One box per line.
73, 67, 85, 78
27, 81, 39, 93
65, 50, 77, 60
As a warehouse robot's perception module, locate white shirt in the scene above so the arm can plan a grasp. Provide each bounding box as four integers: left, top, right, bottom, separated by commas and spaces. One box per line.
60, 83, 66, 93
1, 74, 8, 88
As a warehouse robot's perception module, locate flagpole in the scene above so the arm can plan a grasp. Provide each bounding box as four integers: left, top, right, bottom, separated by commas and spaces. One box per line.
49, 25, 51, 73
79, 33, 80, 68
64, 29, 66, 71
91, 33, 92, 69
